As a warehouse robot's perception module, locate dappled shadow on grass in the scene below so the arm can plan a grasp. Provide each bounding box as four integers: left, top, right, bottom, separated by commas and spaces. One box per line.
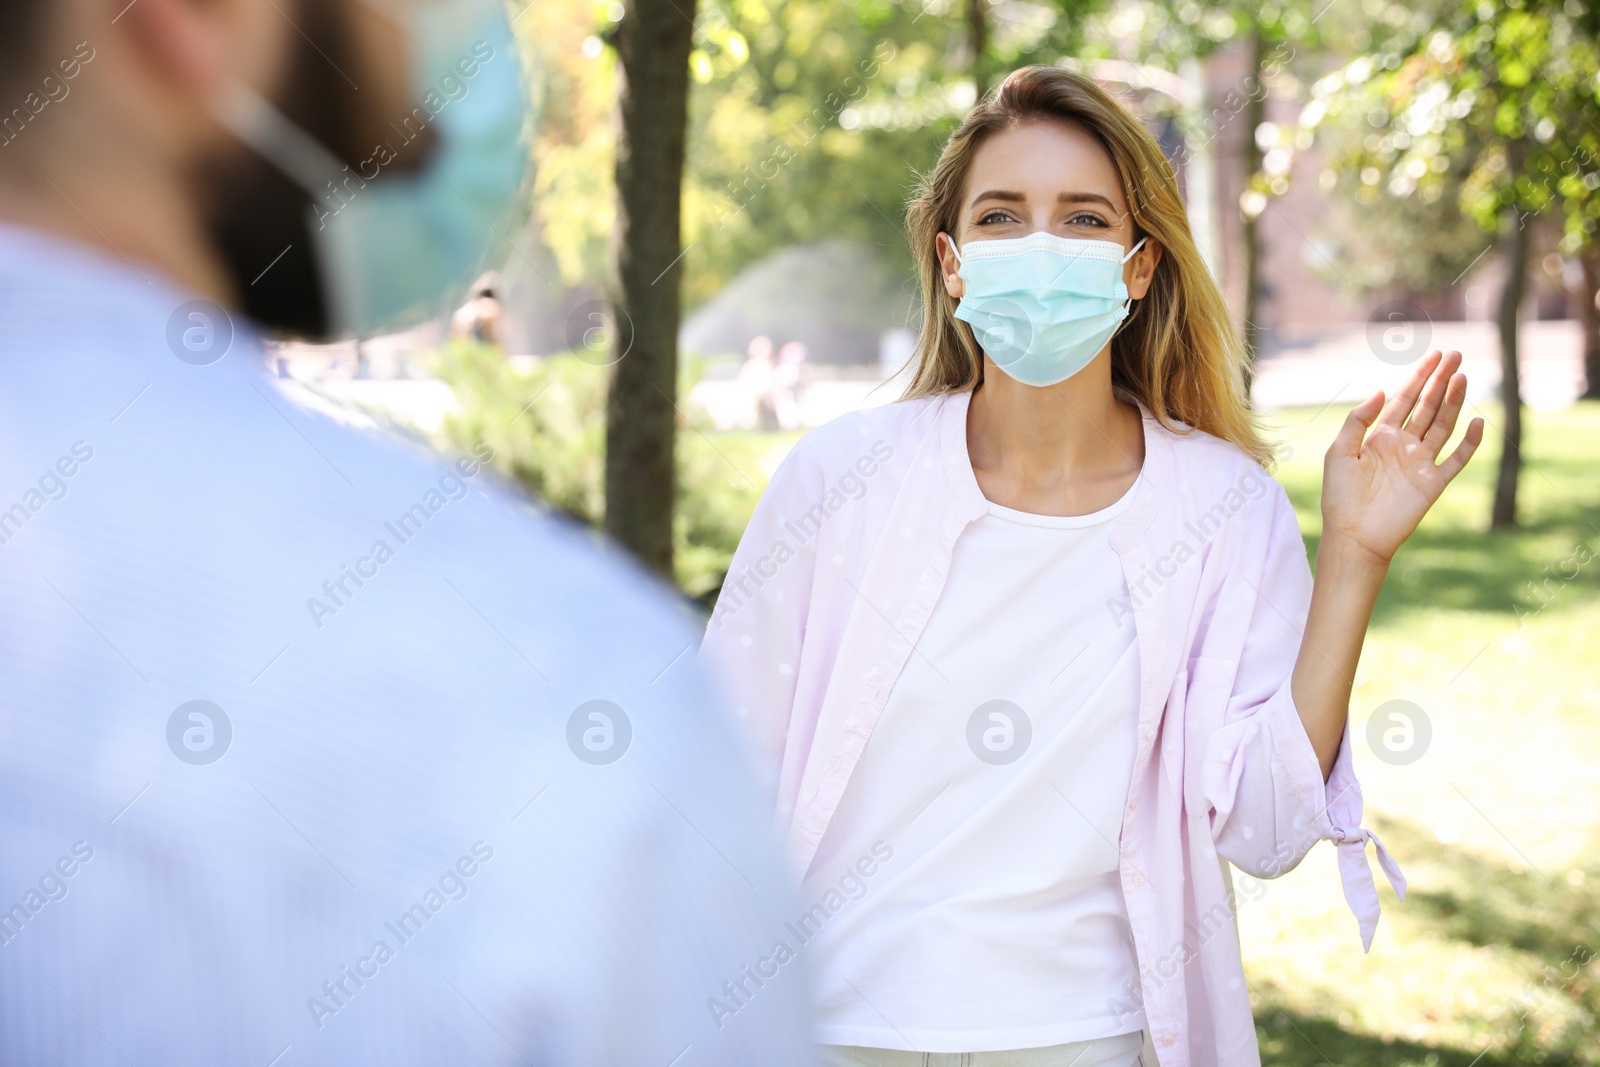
1278, 405, 1600, 628
1252, 1002, 1583, 1067
1369, 813, 1599, 967
1249, 812, 1600, 1066
1298, 498, 1600, 627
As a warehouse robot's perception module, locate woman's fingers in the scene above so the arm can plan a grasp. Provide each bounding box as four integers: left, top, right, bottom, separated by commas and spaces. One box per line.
1405, 350, 1462, 441
1377, 350, 1443, 429
1421, 371, 1469, 457
1332, 390, 1385, 458
1437, 416, 1485, 483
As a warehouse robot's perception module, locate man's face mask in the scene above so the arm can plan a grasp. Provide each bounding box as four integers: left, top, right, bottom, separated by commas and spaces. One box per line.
203, 0, 530, 340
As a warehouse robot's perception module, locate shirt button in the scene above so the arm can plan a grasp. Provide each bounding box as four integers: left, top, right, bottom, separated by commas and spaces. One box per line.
1127, 799, 1139, 813
1160, 1034, 1175, 1047
1132, 874, 1146, 887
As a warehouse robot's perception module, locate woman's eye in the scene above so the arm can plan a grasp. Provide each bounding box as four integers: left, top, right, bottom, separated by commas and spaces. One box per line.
1068, 212, 1108, 227
976, 211, 1015, 225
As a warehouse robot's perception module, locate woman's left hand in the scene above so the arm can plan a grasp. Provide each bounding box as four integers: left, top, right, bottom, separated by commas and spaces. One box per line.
1320, 349, 1485, 568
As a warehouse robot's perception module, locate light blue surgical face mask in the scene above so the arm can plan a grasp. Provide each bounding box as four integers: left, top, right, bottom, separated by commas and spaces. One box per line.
218, 0, 530, 338
951, 231, 1147, 388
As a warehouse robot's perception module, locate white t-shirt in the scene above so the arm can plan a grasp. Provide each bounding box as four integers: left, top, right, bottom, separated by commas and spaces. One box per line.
804, 474, 1147, 1052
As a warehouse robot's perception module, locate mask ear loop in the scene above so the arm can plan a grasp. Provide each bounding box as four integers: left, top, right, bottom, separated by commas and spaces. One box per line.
1109, 235, 1152, 353
1119, 235, 1148, 313
942, 234, 983, 383
214, 83, 345, 197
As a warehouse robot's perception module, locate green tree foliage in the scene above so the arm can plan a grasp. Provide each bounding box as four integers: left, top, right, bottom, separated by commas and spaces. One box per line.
526, 0, 1112, 315
436, 341, 765, 602
1307, 0, 1598, 259
1304, 114, 1489, 295
438, 342, 608, 524
1305, 0, 1600, 528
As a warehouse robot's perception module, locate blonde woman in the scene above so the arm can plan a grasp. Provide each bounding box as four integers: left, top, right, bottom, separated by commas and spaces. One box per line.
702, 65, 1481, 1067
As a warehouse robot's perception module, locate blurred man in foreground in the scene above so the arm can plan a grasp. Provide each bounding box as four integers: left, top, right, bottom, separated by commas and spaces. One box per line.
0, 1, 813, 1063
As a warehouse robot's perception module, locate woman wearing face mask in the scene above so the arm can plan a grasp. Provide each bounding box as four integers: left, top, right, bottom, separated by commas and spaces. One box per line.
701, 66, 1481, 1067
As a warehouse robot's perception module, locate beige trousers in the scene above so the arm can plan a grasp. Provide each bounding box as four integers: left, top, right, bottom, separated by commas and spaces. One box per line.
820, 1030, 1147, 1067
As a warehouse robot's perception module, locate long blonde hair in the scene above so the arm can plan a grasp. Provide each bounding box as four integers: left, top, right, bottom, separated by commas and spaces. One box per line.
902, 65, 1269, 465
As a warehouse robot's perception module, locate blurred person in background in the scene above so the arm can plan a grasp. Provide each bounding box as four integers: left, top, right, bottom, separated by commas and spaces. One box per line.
774, 340, 807, 431
451, 270, 504, 347
740, 334, 779, 431
0, 0, 812, 1064
703, 66, 1484, 1067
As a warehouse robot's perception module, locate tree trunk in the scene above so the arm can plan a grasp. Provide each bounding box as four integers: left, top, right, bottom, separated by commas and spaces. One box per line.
968, 0, 988, 101
604, 0, 696, 578
1240, 28, 1266, 392
1491, 205, 1529, 530
1580, 246, 1600, 400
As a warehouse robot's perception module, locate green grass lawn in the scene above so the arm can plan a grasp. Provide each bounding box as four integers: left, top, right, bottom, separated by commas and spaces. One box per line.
708, 400, 1600, 1065
1246, 399, 1600, 1066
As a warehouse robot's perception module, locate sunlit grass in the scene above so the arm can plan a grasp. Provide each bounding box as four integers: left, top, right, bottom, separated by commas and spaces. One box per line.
1248, 400, 1600, 1065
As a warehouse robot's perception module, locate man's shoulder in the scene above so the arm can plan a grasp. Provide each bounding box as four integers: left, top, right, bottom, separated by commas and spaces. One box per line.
275, 396, 703, 666
0, 336, 701, 712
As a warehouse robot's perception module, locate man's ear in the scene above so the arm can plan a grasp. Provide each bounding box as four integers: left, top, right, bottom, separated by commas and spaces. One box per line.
936, 232, 964, 300
116, 0, 257, 94
1127, 238, 1163, 301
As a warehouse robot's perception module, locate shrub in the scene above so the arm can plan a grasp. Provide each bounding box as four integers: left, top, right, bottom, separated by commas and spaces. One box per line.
435, 339, 762, 606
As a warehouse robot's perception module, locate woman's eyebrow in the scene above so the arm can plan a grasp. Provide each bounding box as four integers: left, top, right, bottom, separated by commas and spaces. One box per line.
967, 189, 1121, 211
1057, 192, 1118, 210
968, 189, 1026, 208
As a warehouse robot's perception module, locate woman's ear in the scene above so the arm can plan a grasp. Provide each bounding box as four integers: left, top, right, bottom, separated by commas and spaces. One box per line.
936, 232, 964, 300
1126, 237, 1163, 301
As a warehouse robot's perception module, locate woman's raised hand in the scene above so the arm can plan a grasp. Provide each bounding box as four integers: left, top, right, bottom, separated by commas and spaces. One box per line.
1319, 350, 1486, 567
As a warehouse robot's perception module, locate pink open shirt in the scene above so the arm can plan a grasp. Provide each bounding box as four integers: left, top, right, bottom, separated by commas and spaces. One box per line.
699, 389, 1406, 1067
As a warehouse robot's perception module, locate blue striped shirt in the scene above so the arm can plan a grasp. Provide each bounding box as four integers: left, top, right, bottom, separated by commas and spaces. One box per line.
0, 225, 814, 1067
